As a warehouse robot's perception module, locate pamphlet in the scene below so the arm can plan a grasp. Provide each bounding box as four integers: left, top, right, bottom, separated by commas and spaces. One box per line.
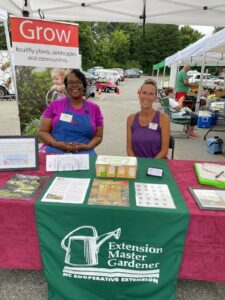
46, 154, 89, 171
135, 182, 176, 209
0, 174, 47, 200
88, 179, 129, 207
41, 177, 90, 204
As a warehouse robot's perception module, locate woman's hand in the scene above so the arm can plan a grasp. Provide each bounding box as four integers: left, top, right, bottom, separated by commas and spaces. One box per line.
54, 141, 75, 152
55, 142, 90, 153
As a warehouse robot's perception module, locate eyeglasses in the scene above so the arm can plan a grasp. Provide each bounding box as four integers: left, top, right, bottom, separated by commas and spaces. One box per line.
67, 80, 83, 86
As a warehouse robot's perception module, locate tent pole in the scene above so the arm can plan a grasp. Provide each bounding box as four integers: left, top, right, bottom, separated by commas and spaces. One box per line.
3, 19, 18, 101
162, 65, 166, 88
195, 52, 206, 114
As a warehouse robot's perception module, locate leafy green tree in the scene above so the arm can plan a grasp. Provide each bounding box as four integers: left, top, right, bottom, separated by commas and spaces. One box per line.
179, 25, 203, 49
16, 66, 51, 132
94, 38, 111, 67
109, 30, 130, 67
139, 24, 181, 73
78, 22, 95, 70
213, 27, 224, 33
117, 23, 142, 64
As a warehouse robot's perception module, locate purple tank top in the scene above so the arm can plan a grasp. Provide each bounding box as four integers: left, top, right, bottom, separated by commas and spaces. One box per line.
131, 111, 161, 158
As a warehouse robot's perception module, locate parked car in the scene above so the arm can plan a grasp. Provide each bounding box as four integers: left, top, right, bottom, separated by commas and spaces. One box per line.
113, 68, 125, 81
95, 69, 120, 85
125, 69, 140, 78
188, 73, 219, 88
84, 72, 97, 98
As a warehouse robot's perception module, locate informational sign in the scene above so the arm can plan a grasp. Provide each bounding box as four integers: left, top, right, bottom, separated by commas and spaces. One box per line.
10, 17, 79, 68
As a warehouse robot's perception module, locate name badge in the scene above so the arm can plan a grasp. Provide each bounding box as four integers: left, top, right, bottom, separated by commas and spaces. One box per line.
60, 113, 73, 123
149, 122, 158, 130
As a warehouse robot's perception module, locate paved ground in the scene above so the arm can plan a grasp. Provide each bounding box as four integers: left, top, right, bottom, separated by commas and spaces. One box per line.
0, 76, 225, 299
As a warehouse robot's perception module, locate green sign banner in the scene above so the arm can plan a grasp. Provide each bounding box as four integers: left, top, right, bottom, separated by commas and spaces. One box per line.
35, 157, 190, 300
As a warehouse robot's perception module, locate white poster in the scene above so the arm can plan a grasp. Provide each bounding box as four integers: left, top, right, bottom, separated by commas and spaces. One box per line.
11, 17, 80, 68
10, 17, 81, 133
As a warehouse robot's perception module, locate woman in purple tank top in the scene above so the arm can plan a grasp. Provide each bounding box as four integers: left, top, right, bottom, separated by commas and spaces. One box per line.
126, 78, 170, 158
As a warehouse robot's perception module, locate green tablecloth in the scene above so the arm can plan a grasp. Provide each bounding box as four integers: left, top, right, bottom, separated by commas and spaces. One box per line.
35, 157, 190, 300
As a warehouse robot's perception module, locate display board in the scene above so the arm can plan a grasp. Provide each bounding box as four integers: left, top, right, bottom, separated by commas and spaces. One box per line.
0, 135, 38, 171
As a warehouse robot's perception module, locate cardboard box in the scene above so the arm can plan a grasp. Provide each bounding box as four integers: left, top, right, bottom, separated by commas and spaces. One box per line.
96, 164, 107, 177
106, 165, 116, 177
96, 155, 137, 179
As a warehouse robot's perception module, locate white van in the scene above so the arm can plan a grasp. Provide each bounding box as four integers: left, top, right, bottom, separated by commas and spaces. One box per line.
95, 69, 120, 85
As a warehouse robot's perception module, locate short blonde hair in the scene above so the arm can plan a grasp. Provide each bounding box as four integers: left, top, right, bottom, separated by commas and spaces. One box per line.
51, 68, 66, 79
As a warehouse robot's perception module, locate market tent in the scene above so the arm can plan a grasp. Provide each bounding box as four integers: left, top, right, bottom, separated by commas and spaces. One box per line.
164, 28, 225, 112
152, 60, 165, 76
165, 29, 225, 68
1, 1, 225, 27
165, 29, 225, 87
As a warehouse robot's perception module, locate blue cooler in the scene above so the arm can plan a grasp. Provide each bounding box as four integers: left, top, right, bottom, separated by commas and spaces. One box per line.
198, 115, 212, 128
206, 136, 223, 154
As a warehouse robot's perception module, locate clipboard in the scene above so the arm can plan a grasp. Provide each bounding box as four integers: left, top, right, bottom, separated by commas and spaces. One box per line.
194, 163, 225, 188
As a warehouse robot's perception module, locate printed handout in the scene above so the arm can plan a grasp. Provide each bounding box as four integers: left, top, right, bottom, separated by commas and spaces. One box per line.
0, 174, 47, 200
41, 177, 90, 204
135, 183, 176, 209
46, 154, 89, 171
88, 179, 129, 207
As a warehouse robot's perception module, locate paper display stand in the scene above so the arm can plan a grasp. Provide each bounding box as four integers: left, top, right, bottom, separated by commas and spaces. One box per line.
0, 136, 38, 171
194, 163, 225, 188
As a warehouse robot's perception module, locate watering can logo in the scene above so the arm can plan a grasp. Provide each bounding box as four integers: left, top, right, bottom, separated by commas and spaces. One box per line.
61, 226, 121, 266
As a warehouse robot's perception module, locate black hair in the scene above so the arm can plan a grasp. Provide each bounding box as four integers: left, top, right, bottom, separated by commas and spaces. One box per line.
64, 69, 87, 90
165, 87, 174, 96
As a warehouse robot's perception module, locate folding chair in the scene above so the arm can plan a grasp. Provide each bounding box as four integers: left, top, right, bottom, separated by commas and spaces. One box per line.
169, 135, 175, 159
161, 97, 191, 138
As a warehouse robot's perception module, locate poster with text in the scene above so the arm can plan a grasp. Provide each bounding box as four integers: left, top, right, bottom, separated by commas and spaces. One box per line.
10, 16, 80, 132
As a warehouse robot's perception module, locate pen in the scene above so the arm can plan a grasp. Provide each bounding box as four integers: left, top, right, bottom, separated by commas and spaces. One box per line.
215, 171, 224, 178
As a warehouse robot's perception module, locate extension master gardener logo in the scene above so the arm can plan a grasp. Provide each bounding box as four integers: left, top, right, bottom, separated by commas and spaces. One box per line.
61, 226, 162, 284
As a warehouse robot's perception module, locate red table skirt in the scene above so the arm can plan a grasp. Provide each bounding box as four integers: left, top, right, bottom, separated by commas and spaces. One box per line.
168, 160, 225, 282
0, 157, 225, 282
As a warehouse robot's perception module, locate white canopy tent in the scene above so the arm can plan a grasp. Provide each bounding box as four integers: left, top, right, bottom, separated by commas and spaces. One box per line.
166, 29, 225, 68
1, 0, 225, 27
1, 1, 225, 113
164, 28, 225, 111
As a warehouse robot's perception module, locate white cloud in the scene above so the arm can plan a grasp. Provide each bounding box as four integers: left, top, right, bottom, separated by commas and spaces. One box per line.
191, 25, 214, 36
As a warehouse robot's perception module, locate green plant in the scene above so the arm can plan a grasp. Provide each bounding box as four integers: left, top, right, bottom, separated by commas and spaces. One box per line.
23, 118, 40, 136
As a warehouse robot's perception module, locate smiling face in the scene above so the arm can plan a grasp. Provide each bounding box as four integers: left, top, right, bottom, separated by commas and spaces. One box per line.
52, 74, 64, 86
66, 73, 84, 101
139, 83, 157, 109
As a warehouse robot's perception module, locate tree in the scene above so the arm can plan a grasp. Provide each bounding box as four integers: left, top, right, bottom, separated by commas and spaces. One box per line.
94, 38, 111, 67
16, 66, 51, 132
139, 24, 181, 74
109, 30, 130, 67
179, 25, 203, 49
78, 22, 95, 70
